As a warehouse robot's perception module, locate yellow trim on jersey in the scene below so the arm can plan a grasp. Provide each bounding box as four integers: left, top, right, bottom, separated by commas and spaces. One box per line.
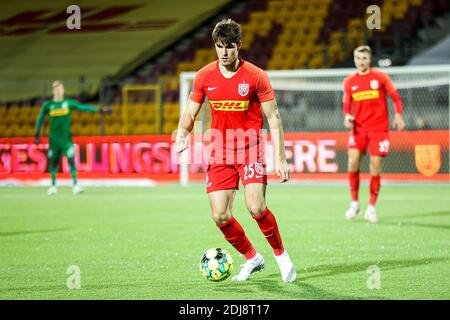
352, 90, 379, 101
49, 108, 70, 117
209, 100, 249, 111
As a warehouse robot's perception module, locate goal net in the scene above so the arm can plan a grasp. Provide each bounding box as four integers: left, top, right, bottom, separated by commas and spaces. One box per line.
179, 65, 450, 185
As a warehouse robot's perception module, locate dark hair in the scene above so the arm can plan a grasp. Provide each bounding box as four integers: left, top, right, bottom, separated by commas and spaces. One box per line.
212, 18, 241, 46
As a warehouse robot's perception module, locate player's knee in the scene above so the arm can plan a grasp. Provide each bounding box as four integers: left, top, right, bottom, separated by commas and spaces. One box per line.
348, 159, 360, 171
48, 159, 58, 169
370, 164, 381, 175
247, 202, 265, 216
211, 210, 230, 225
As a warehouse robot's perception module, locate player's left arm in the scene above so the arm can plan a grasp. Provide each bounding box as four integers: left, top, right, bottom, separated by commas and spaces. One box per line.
34, 101, 49, 144
257, 69, 289, 182
69, 100, 112, 113
383, 73, 406, 130
262, 99, 290, 183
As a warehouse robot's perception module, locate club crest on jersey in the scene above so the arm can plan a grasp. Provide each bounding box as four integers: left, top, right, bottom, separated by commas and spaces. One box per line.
370, 80, 379, 90
238, 83, 249, 97
62, 102, 69, 109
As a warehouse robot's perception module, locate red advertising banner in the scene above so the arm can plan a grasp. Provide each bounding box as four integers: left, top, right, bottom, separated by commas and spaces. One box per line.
0, 131, 448, 183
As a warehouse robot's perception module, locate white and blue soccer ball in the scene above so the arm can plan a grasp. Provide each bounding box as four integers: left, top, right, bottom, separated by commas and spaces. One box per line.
199, 248, 233, 282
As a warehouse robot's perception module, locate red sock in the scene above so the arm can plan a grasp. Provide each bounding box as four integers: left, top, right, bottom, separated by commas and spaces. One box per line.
349, 171, 360, 201
370, 175, 381, 205
253, 208, 284, 256
217, 217, 256, 260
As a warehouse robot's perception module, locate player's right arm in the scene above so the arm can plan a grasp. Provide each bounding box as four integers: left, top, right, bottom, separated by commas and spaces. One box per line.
34, 101, 49, 144
175, 100, 202, 153
175, 71, 205, 154
342, 77, 354, 129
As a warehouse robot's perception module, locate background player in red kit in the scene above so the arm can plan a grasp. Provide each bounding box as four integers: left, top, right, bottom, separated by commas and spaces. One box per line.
175, 19, 296, 282
342, 45, 406, 223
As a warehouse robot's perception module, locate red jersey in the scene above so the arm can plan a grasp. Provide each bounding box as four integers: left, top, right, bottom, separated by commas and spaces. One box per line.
189, 59, 275, 164
342, 68, 403, 132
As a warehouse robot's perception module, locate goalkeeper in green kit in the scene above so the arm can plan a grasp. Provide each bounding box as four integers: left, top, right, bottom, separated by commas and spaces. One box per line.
34, 80, 111, 195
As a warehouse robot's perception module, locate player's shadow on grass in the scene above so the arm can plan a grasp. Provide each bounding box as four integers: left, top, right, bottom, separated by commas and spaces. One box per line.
297, 256, 449, 281
252, 277, 367, 300
0, 228, 70, 237
379, 210, 450, 230
215, 275, 371, 300
385, 210, 450, 220
216, 256, 449, 299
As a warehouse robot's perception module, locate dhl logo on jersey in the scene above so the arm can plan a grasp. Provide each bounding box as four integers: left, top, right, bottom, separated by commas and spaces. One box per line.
209, 100, 249, 111
49, 108, 70, 117
352, 90, 380, 101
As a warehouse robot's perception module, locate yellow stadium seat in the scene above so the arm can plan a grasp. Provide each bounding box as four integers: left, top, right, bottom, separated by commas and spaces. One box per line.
3, 127, 13, 138
250, 11, 269, 25
267, 1, 285, 12
0, 125, 7, 137
83, 125, 97, 136
164, 122, 178, 135
71, 123, 83, 136
409, 0, 423, 5
307, 55, 324, 69
104, 122, 122, 136
348, 18, 364, 31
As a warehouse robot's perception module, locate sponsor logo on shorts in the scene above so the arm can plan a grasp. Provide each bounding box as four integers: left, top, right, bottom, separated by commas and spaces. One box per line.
348, 135, 356, 146
66, 145, 75, 158
206, 173, 212, 187
254, 162, 265, 177
209, 100, 249, 111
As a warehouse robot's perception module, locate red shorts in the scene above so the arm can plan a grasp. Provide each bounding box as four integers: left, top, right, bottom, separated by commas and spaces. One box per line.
348, 131, 390, 157
206, 162, 267, 193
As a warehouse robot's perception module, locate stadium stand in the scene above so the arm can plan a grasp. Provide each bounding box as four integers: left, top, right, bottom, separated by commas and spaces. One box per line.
0, 0, 231, 137
127, 0, 449, 134
0, 0, 449, 137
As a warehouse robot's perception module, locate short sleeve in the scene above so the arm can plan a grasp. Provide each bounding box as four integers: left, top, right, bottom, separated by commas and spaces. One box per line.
256, 70, 275, 103
188, 71, 206, 104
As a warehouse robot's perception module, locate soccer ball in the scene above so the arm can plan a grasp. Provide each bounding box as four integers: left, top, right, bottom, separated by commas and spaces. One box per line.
199, 248, 233, 281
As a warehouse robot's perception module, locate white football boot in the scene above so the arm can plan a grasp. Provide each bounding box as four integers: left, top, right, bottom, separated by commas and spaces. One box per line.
72, 184, 84, 195
364, 205, 379, 223
47, 186, 57, 195
275, 251, 297, 283
345, 201, 360, 220
232, 252, 265, 281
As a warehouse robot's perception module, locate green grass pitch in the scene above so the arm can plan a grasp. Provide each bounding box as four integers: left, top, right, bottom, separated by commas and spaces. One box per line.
0, 184, 449, 300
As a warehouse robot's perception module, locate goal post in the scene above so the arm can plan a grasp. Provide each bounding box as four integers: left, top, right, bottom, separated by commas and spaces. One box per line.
179, 65, 450, 185
122, 84, 162, 135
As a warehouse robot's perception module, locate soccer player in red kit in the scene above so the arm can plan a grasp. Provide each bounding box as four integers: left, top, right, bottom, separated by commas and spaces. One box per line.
175, 19, 296, 282
342, 46, 406, 223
